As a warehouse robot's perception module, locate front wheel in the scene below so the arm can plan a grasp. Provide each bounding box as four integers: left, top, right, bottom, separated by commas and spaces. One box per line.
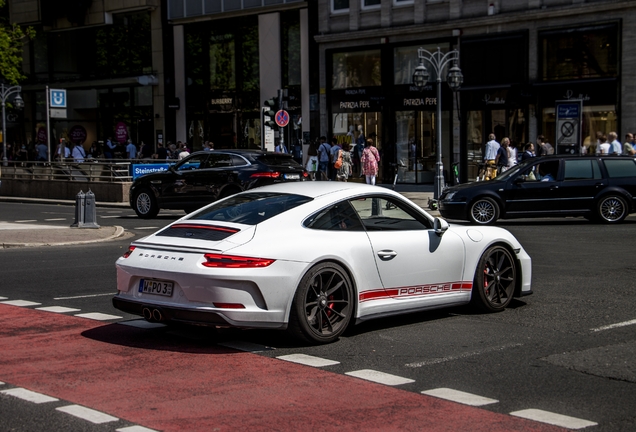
471, 245, 516, 312
469, 197, 499, 225
133, 188, 159, 219
288, 262, 354, 344
596, 195, 628, 223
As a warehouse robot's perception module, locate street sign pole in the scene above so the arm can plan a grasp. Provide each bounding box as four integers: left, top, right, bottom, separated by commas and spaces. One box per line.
46, 85, 51, 163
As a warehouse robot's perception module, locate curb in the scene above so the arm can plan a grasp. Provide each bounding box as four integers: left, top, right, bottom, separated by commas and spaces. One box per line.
1, 226, 130, 249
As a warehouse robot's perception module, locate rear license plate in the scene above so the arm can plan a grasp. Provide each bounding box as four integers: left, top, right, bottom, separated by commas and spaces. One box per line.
139, 279, 174, 297
284, 173, 300, 180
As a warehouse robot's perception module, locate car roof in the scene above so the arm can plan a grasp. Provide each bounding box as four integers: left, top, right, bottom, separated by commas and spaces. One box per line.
189, 149, 287, 157
240, 181, 399, 199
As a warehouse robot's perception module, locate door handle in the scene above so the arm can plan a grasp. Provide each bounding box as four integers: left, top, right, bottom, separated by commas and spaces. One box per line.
377, 250, 397, 261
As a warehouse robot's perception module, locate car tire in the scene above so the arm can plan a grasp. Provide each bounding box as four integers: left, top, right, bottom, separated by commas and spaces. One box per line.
288, 262, 354, 344
469, 197, 499, 225
471, 245, 516, 312
133, 188, 159, 219
596, 195, 628, 224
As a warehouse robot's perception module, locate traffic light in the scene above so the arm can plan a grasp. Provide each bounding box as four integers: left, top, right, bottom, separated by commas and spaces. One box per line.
263, 98, 277, 129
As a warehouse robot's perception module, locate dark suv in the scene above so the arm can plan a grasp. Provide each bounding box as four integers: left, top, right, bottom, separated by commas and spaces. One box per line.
439, 155, 636, 224
131, 150, 308, 218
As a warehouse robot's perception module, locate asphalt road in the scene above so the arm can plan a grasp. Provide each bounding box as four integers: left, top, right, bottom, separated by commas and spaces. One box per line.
0, 202, 635, 431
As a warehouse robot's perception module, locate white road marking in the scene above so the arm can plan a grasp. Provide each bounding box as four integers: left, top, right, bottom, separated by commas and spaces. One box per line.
219, 341, 274, 353
421, 388, 499, 406
345, 369, 415, 386
0, 381, 4, 385
44, 218, 67, 221
277, 354, 340, 367
405, 343, 523, 367
117, 426, 159, 432
15, 220, 37, 223
591, 319, 636, 332
134, 226, 160, 230
119, 319, 166, 329
0, 300, 42, 307
510, 409, 597, 429
99, 215, 121, 219
0, 297, 7, 300
36, 306, 81, 313
74, 312, 122, 321
56, 405, 119, 424
54, 292, 115, 300
1, 388, 59, 404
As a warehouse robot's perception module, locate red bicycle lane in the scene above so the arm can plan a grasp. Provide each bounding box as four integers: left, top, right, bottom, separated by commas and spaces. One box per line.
0, 304, 564, 432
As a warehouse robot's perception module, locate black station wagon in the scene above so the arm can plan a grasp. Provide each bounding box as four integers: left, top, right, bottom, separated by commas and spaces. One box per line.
439, 155, 636, 224
131, 150, 307, 218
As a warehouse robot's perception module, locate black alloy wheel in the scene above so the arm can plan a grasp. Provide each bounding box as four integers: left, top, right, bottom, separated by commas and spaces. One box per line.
133, 188, 159, 219
597, 195, 628, 224
289, 262, 354, 344
471, 245, 516, 312
469, 197, 499, 225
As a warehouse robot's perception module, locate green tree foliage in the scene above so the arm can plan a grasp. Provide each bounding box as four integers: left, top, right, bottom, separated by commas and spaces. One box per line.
0, 0, 34, 84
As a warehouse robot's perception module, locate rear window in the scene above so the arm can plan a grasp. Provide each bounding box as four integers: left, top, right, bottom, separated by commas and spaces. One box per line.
604, 159, 636, 178
257, 154, 302, 167
564, 159, 601, 180
188, 193, 312, 225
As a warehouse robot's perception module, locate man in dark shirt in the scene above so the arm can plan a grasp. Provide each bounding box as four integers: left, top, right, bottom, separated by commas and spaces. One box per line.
154, 142, 168, 160
495, 137, 510, 173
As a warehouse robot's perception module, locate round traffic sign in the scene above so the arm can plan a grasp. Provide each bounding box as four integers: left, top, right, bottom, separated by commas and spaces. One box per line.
275, 110, 290, 127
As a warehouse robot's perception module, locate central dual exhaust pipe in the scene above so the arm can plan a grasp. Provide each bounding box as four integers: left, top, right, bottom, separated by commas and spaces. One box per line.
142, 307, 164, 322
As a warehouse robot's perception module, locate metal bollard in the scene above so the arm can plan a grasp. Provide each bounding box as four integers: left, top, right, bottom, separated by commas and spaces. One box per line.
71, 190, 85, 228
82, 189, 100, 228
70, 189, 100, 228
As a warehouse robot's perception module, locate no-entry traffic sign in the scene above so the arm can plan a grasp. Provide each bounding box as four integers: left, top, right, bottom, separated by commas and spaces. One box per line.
275, 110, 289, 127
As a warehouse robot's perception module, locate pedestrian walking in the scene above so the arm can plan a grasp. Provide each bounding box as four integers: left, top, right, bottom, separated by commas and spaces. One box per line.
361, 138, 380, 185
317, 136, 331, 181
329, 137, 342, 181
337, 142, 352, 182
483, 133, 500, 180
305, 139, 319, 181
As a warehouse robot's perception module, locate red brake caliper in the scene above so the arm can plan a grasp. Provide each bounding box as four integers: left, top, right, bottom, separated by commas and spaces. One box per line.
484, 265, 490, 295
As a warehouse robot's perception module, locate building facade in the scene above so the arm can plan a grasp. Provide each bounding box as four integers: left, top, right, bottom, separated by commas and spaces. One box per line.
316, 0, 636, 184
10, 0, 166, 157
166, 0, 315, 153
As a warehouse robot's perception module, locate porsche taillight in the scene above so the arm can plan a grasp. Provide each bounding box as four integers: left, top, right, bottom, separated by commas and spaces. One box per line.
122, 246, 136, 258
202, 253, 275, 268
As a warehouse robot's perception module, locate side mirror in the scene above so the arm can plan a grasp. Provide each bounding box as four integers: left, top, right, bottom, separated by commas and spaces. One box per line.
433, 217, 449, 236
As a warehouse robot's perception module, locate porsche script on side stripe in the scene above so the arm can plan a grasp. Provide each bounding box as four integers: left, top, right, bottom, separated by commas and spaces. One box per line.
114, 182, 532, 344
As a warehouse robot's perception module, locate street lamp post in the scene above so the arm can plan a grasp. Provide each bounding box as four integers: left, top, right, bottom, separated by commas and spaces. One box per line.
1, 84, 24, 166
412, 47, 463, 199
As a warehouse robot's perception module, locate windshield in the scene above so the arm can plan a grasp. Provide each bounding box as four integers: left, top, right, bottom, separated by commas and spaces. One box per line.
188, 193, 313, 225
493, 160, 532, 181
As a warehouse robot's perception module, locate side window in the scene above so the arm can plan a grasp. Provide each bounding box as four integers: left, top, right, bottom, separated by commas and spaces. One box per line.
208, 153, 233, 168
564, 159, 602, 180
231, 155, 249, 167
177, 154, 208, 171
304, 201, 364, 231
350, 196, 432, 230
604, 159, 636, 178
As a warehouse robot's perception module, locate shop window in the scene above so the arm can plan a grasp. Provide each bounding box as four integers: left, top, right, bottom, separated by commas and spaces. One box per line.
461, 33, 527, 86
332, 0, 350, 12
394, 43, 450, 85
542, 105, 616, 154
332, 50, 381, 89
210, 33, 236, 90
241, 25, 259, 92
282, 12, 301, 87
539, 24, 618, 81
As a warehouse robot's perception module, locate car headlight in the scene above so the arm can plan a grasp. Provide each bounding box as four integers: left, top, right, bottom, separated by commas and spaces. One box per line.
444, 191, 457, 201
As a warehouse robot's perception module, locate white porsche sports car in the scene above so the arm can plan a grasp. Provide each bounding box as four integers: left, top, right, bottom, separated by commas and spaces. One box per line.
114, 182, 532, 344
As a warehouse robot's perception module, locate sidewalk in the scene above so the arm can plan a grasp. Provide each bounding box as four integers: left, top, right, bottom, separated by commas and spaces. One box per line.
0, 184, 438, 248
